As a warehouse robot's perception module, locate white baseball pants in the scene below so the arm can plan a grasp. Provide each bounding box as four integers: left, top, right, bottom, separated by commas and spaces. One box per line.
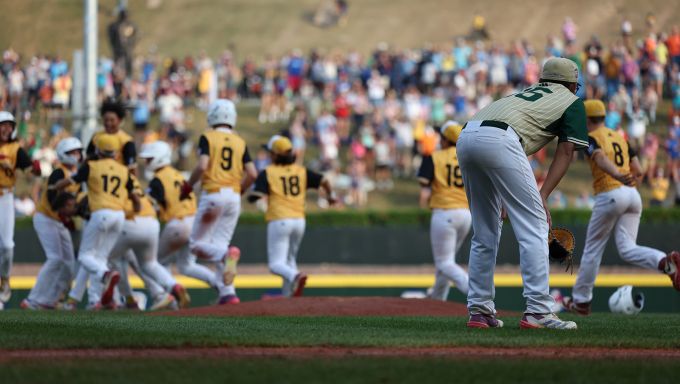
28, 212, 76, 306
267, 218, 305, 296
190, 188, 240, 296
159, 215, 220, 290
0, 191, 15, 278
572, 186, 666, 303
78, 209, 125, 303
429, 208, 471, 300
457, 122, 553, 315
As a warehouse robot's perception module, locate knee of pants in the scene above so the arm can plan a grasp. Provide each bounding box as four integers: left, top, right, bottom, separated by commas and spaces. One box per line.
435, 259, 456, 272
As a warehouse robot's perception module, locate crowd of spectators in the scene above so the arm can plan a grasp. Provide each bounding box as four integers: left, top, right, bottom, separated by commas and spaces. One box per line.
2, 14, 680, 211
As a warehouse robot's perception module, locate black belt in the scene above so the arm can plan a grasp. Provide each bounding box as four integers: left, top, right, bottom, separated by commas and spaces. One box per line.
462, 120, 509, 130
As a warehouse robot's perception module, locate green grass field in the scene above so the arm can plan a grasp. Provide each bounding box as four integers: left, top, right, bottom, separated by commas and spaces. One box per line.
1, 311, 680, 383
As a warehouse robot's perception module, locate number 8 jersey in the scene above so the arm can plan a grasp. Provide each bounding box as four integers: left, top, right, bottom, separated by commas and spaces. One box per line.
586, 126, 634, 195
253, 164, 323, 222
199, 129, 251, 193
71, 158, 133, 212
418, 146, 468, 209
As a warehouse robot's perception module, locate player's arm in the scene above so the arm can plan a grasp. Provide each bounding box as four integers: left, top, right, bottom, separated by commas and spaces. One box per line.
53, 163, 89, 191
307, 169, 337, 205
127, 174, 141, 213
628, 143, 643, 183
240, 147, 257, 194
186, 135, 209, 190
586, 137, 634, 185
122, 141, 137, 175
15, 146, 41, 176
85, 138, 97, 160
416, 155, 434, 209
247, 170, 268, 203
146, 178, 167, 209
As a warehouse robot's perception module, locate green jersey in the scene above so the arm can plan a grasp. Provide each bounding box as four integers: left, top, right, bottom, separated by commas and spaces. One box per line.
471, 82, 588, 155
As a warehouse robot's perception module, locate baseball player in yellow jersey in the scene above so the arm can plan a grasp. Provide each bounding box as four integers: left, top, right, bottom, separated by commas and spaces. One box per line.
181, 99, 257, 304
86, 100, 137, 171
457, 58, 588, 330
21, 138, 83, 309
249, 136, 336, 297
562, 100, 680, 315
417, 122, 470, 301
108, 174, 190, 310
53, 133, 138, 308
0, 111, 41, 307
141, 140, 218, 308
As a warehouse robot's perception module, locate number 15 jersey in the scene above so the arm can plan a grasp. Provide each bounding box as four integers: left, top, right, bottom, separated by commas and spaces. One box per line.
253, 164, 323, 222
586, 126, 634, 195
418, 146, 468, 210
198, 128, 252, 193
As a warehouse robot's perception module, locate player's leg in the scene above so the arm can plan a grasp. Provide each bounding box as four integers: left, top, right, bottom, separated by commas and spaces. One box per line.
286, 219, 307, 297
571, 190, 621, 306
90, 210, 126, 306
615, 188, 666, 269
189, 192, 226, 261
429, 209, 457, 300
0, 192, 15, 302
209, 190, 241, 291
450, 208, 471, 295
267, 220, 297, 295
26, 213, 70, 307
457, 139, 503, 316
64, 265, 90, 308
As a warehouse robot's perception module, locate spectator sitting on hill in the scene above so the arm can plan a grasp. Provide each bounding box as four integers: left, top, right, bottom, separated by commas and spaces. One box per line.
650, 167, 670, 207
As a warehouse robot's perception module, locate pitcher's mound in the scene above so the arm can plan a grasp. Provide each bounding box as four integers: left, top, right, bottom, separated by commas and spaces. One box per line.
164, 297, 470, 317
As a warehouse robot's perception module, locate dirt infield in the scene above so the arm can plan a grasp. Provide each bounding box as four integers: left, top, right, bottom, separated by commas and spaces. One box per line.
160, 297, 474, 317
2, 346, 680, 361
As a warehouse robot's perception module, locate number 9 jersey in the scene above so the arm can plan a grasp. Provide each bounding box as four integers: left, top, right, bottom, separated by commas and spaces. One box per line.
418, 146, 469, 209
198, 129, 251, 193
252, 164, 323, 222
586, 126, 634, 195
71, 158, 133, 212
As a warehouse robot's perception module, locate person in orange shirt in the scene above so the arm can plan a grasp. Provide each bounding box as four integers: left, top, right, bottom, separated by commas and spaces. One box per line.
666, 26, 680, 68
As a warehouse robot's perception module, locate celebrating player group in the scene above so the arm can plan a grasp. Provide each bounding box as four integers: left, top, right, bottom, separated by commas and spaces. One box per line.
0, 58, 678, 324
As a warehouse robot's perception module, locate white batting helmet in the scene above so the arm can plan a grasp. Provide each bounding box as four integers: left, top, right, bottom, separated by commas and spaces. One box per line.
608, 285, 644, 315
0, 111, 16, 127
139, 140, 172, 172
56, 137, 83, 166
207, 99, 237, 128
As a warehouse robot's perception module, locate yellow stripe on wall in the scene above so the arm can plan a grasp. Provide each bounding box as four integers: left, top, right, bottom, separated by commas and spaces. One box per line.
8, 274, 672, 289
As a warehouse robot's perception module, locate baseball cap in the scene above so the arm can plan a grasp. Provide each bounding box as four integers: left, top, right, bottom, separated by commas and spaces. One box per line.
440, 121, 463, 144
264, 135, 293, 155
541, 57, 579, 83
96, 133, 121, 153
584, 99, 606, 118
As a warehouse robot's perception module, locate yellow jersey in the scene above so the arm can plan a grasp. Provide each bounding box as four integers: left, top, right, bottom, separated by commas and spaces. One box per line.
123, 174, 157, 219
148, 166, 197, 222
37, 165, 81, 220
72, 158, 133, 212
87, 130, 136, 167
199, 129, 252, 193
586, 127, 633, 195
253, 164, 323, 222
0, 141, 33, 188
417, 146, 468, 209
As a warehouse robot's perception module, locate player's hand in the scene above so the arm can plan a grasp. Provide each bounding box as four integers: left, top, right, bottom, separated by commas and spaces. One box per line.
179, 181, 193, 200
542, 196, 552, 228
615, 173, 635, 186
59, 214, 76, 231
31, 160, 42, 176
327, 192, 338, 206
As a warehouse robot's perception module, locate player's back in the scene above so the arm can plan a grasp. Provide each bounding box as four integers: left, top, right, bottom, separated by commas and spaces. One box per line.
86, 158, 130, 212
124, 174, 156, 219
201, 129, 247, 193
587, 127, 631, 195
471, 82, 586, 155
265, 164, 307, 222
155, 166, 197, 222
430, 146, 468, 210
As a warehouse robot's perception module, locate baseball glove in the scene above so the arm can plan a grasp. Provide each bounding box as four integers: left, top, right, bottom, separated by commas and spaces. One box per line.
549, 227, 575, 273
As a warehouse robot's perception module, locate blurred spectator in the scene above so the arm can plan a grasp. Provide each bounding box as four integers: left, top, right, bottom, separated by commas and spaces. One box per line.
650, 167, 670, 206
627, 103, 648, 151
14, 192, 36, 217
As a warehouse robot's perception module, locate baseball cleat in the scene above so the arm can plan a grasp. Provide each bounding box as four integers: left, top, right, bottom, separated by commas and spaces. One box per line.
662, 251, 680, 291
149, 293, 177, 311
57, 298, 78, 311
100, 271, 120, 307
223, 246, 241, 285
561, 297, 591, 316
466, 313, 504, 328
520, 313, 577, 330
171, 284, 191, 309
218, 294, 240, 305
0, 277, 11, 302
20, 299, 54, 310
291, 273, 308, 297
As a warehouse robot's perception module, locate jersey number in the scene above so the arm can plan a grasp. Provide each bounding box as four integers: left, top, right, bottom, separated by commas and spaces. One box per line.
612, 142, 624, 166
514, 86, 553, 102
101, 175, 121, 197
445, 164, 463, 188
220, 147, 233, 171
280, 175, 301, 196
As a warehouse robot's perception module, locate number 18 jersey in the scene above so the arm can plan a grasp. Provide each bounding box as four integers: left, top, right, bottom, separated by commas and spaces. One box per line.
253, 164, 323, 222
586, 126, 633, 195
418, 146, 468, 210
